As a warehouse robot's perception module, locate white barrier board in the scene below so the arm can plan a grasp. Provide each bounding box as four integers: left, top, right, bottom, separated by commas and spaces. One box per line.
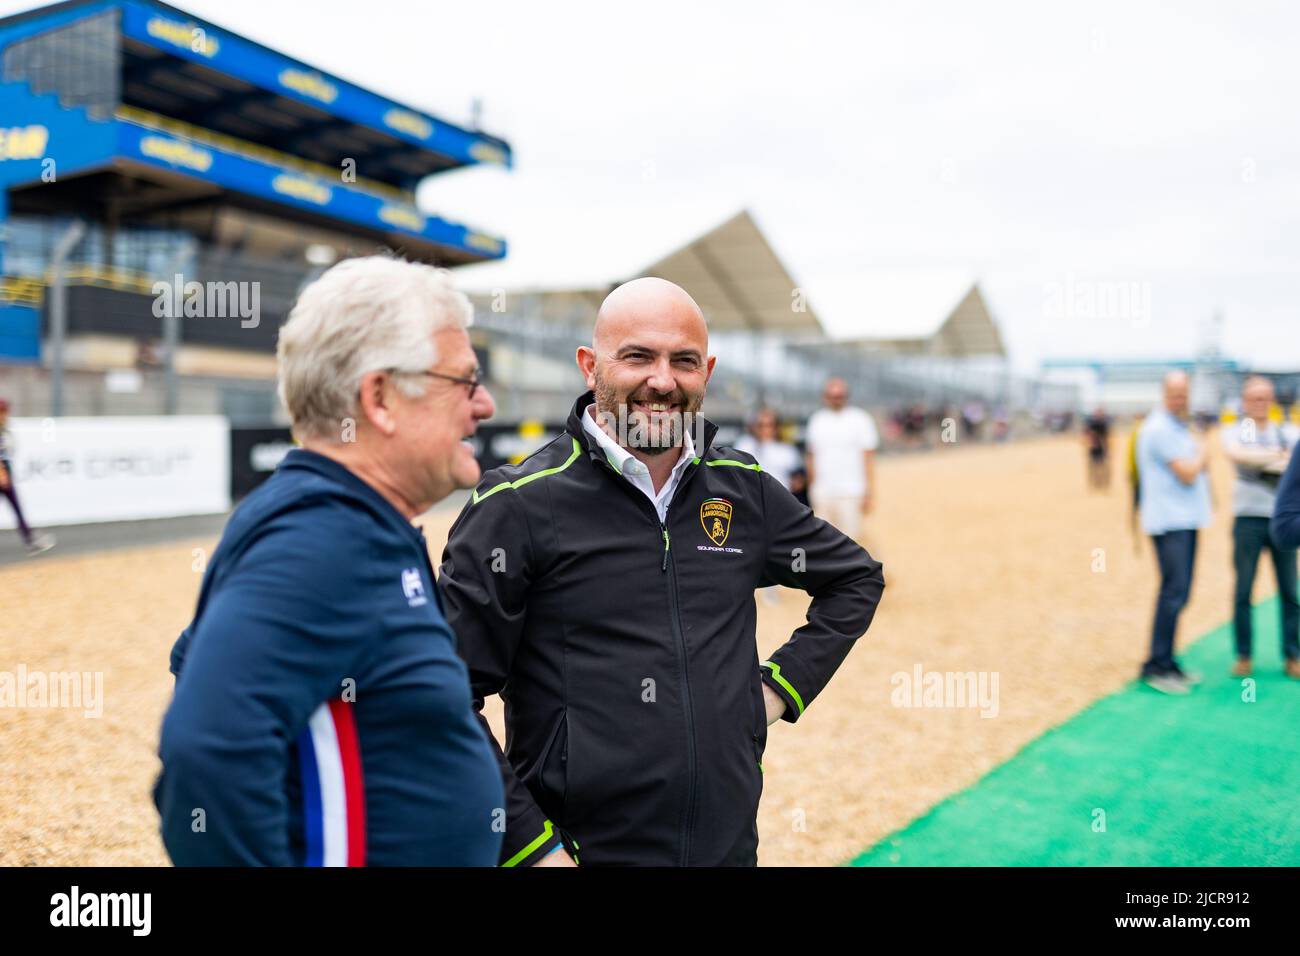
0, 416, 230, 528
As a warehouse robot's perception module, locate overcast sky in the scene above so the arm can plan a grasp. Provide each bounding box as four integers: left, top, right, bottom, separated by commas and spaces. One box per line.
6, 0, 1299, 372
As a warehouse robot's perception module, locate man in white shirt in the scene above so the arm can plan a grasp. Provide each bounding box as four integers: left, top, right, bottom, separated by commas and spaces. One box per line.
1220, 375, 1300, 679
805, 378, 879, 541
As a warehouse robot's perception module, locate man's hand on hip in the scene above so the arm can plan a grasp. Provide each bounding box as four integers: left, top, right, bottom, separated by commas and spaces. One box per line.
763, 683, 787, 725
533, 846, 578, 867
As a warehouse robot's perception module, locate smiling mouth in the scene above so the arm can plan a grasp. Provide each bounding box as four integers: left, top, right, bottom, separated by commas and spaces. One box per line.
631, 400, 680, 415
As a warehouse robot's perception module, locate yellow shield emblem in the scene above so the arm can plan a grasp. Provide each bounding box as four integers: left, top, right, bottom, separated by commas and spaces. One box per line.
700, 498, 733, 546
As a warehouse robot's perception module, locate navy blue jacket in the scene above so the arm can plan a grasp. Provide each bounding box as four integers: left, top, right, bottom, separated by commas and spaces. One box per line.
155, 449, 503, 866
1272, 447, 1300, 549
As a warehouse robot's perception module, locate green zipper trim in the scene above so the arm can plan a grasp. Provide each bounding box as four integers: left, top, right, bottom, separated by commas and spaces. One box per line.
500, 819, 556, 867
472, 436, 582, 504
761, 660, 805, 716
705, 459, 762, 471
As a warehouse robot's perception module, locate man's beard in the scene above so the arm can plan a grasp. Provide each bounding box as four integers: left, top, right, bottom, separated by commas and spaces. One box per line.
592, 371, 704, 457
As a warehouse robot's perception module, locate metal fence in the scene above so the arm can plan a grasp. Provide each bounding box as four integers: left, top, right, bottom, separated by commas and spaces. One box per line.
468, 292, 1080, 425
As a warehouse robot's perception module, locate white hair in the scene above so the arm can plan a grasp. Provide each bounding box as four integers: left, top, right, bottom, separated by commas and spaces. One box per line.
277, 255, 473, 440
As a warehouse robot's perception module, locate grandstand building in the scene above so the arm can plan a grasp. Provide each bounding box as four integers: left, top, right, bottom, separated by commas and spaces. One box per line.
460, 212, 1063, 423
0, 0, 511, 420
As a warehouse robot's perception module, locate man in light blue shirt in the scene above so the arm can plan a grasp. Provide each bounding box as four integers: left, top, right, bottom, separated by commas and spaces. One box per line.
1136, 371, 1212, 693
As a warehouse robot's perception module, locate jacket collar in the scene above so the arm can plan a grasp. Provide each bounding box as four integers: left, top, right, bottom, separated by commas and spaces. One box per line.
566, 391, 719, 461
277, 447, 424, 541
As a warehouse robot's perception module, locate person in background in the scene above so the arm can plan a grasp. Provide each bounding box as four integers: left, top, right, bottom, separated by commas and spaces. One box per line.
0, 398, 55, 556
1126, 412, 1146, 552
734, 407, 802, 491
735, 407, 804, 605
961, 400, 985, 441
991, 405, 1010, 442
1082, 406, 1111, 491
787, 466, 810, 508
805, 378, 879, 542
1135, 371, 1212, 694
1222, 376, 1300, 679
902, 403, 925, 449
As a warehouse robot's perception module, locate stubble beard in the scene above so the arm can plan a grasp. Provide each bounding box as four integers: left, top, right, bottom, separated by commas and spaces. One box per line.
592, 370, 703, 457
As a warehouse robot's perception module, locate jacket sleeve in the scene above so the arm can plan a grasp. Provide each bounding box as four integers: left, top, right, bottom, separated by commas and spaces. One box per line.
1272, 448, 1300, 549
756, 469, 885, 723
438, 483, 564, 866
155, 500, 380, 865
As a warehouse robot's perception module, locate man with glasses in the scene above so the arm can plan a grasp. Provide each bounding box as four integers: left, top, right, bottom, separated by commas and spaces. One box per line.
1221, 376, 1300, 679
156, 256, 504, 865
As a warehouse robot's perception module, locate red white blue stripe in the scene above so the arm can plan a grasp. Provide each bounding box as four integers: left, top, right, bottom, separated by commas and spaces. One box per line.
296, 699, 366, 866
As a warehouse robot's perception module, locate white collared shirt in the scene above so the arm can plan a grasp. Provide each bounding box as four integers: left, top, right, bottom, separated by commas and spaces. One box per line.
582, 405, 696, 524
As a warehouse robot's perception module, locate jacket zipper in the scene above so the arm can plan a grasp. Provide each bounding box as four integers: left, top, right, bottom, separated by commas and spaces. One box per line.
589, 445, 701, 867
661, 518, 698, 867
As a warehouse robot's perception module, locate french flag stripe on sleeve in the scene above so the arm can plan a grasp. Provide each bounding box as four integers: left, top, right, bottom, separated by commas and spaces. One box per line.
298, 700, 368, 866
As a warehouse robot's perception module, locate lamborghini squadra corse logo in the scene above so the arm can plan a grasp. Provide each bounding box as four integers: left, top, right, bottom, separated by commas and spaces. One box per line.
700, 498, 733, 546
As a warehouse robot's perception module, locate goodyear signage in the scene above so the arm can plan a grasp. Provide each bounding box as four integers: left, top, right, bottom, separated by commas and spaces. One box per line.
139, 134, 213, 171
383, 109, 433, 140
0, 276, 44, 307
378, 204, 425, 231
114, 120, 504, 258
465, 233, 504, 256
145, 15, 220, 57
278, 69, 338, 104
0, 125, 49, 161
119, 0, 510, 167
271, 173, 332, 205
469, 142, 509, 166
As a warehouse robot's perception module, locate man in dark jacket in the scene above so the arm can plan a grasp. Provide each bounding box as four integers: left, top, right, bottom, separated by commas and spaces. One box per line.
439, 277, 885, 866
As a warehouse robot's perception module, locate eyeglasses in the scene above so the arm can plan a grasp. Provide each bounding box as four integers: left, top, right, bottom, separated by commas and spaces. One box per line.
390, 366, 483, 400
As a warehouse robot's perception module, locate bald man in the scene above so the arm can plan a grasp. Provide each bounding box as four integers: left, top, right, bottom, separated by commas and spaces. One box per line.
1135, 371, 1213, 694
440, 278, 885, 866
806, 377, 879, 540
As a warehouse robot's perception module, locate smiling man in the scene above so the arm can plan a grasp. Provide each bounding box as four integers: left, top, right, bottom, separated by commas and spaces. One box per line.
439, 277, 885, 866
155, 256, 503, 865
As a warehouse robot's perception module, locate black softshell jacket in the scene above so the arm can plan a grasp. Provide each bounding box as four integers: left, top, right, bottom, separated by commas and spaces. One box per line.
439, 393, 884, 866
